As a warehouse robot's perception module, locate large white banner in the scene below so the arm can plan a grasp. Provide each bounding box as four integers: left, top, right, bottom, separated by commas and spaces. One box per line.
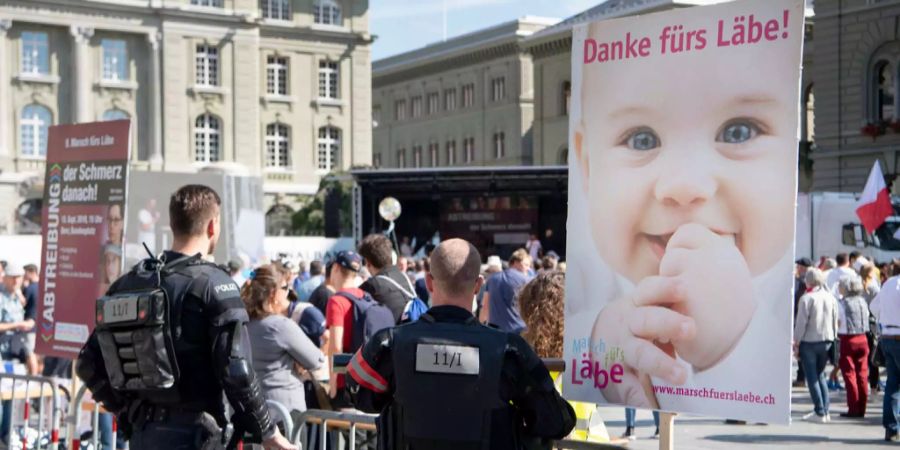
564, 0, 804, 424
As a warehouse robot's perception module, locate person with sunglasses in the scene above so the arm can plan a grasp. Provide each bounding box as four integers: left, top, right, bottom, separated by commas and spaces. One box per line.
243, 264, 326, 429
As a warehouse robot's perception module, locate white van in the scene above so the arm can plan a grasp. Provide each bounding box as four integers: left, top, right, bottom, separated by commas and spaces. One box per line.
796, 192, 900, 263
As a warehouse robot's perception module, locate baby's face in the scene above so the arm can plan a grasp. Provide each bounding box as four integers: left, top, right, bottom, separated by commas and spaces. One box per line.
579, 31, 797, 282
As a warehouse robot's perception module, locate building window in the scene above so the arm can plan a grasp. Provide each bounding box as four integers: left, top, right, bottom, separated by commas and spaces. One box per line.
191, 0, 223, 6
397, 148, 406, 168
411, 96, 422, 118
265, 123, 290, 169
491, 77, 506, 102
317, 126, 340, 172
318, 61, 339, 99
267, 56, 288, 95
261, 0, 291, 20
195, 44, 219, 86
446, 140, 456, 166
463, 137, 474, 163
413, 145, 422, 168
20, 104, 51, 158
102, 109, 129, 121
803, 85, 815, 142
21, 32, 49, 76
395, 100, 406, 120
562, 80, 571, 116
373, 153, 381, 168
314, 0, 342, 25
559, 147, 569, 165
194, 114, 221, 163
874, 60, 896, 122
444, 88, 457, 111
462, 84, 474, 108
427, 93, 439, 115
429, 142, 439, 167
493, 132, 505, 159
101, 39, 128, 82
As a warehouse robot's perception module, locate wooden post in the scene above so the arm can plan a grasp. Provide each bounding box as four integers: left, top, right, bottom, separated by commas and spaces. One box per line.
659, 412, 676, 450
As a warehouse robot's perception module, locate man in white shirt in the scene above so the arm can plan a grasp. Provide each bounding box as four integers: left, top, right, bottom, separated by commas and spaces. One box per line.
851, 251, 871, 272
826, 253, 858, 295
870, 275, 900, 441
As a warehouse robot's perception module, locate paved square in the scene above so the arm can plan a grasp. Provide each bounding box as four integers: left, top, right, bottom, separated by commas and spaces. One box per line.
593, 386, 897, 449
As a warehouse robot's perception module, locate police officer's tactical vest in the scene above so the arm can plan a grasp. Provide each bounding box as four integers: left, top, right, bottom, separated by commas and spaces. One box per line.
94, 254, 196, 403
388, 313, 512, 449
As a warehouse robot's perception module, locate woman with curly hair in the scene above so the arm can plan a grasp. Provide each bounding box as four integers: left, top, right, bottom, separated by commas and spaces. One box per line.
518, 271, 620, 444
519, 270, 565, 358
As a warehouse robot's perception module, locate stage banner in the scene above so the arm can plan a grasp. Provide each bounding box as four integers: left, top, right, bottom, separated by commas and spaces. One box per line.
36, 120, 131, 358
563, 0, 803, 424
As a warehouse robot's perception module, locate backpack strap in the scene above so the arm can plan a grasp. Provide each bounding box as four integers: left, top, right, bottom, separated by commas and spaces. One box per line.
376, 274, 416, 300
160, 253, 202, 274
335, 290, 365, 303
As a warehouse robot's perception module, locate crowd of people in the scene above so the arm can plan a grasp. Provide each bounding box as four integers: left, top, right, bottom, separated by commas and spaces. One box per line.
14, 219, 900, 446
222, 231, 668, 445
221, 234, 581, 432
793, 250, 900, 441
228, 243, 900, 444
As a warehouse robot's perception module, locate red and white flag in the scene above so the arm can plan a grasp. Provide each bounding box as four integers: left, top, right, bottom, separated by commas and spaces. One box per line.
856, 161, 893, 234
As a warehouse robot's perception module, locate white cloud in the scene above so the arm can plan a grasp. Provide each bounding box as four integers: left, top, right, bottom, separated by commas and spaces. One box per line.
371, 0, 516, 20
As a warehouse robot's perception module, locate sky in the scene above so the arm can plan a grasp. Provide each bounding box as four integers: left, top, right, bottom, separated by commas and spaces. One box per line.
369, 0, 603, 61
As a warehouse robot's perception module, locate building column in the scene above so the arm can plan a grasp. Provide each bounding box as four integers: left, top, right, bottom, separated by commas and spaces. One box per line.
0, 19, 12, 157
147, 32, 163, 169
69, 25, 94, 123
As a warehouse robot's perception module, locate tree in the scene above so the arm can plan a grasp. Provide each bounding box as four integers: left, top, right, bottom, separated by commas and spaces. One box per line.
291, 175, 353, 236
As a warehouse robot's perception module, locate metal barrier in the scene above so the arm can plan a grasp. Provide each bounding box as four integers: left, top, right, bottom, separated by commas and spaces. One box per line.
274, 406, 625, 450
0, 371, 64, 450
68, 384, 115, 450
279, 408, 376, 450
266, 399, 294, 443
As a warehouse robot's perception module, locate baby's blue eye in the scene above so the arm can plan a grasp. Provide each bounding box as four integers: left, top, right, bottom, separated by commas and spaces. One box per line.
718, 121, 759, 144
624, 129, 660, 151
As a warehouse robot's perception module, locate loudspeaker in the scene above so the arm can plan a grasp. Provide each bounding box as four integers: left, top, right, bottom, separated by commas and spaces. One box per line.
324, 188, 341, 237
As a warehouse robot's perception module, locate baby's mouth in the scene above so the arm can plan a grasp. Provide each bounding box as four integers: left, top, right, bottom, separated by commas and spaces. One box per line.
645, 233, 673, 260
642, 230, 740, 261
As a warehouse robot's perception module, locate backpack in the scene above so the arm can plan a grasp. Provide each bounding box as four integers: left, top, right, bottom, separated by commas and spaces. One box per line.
336, 291, 396, 353
401, 296, 428, 323
377, 274, 428, 323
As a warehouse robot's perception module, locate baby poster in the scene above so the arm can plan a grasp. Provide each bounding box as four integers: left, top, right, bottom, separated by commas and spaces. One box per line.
564, 0, 803, 424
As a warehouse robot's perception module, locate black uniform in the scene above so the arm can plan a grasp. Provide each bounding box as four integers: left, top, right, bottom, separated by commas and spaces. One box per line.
76, 251, 274, 449
346, 305, 575, 450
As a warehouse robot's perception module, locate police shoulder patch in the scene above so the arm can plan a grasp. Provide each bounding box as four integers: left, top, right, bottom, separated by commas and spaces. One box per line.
205, 268, 241, 301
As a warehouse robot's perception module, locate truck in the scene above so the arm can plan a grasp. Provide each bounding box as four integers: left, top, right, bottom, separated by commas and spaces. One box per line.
796, 192, 900, 263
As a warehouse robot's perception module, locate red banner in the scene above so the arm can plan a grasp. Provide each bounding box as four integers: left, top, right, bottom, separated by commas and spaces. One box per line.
36, 120, 131, 358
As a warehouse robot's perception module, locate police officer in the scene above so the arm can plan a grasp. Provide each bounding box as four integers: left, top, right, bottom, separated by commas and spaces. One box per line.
346, 238, 575, 449
76, 185, 295, 450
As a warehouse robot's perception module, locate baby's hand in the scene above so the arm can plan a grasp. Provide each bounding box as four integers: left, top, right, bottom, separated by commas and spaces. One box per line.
660, 223, 756, 370
591, 276, 696, 407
